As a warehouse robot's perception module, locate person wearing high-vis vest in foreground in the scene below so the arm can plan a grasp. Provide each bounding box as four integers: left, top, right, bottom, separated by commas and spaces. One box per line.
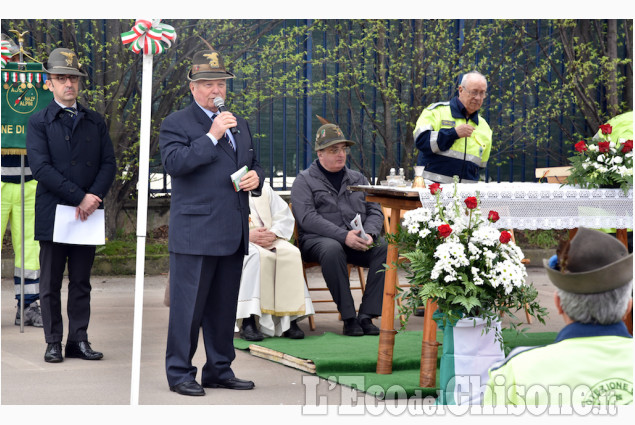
483, 228, 633, 406
413, 71, 492, 183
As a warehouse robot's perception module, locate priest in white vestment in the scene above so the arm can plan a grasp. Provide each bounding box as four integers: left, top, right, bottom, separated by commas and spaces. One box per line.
235, 183, 314, 340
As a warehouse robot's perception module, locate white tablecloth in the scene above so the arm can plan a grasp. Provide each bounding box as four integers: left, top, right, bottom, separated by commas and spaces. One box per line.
411, 182, 633, 230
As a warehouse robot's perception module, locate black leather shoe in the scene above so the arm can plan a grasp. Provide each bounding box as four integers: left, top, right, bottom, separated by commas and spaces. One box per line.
170, 380, 205, 396
240, 316, 264, 341
359, 318, 380, 335
203, 377, 255, 390
65, 341, 103, 360
343, 318, 363, 336
283, 319, 305, 339
44, 342, 63, 363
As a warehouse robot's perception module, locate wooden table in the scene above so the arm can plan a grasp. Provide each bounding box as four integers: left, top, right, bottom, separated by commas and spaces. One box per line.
348, 186, 438, 383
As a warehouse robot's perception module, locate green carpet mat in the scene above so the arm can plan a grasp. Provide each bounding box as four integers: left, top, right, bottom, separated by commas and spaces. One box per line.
234, 330, 557, 398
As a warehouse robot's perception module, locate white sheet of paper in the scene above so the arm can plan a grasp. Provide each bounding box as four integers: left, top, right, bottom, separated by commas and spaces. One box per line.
350, 213, 369, 241
53, 205, 106, 245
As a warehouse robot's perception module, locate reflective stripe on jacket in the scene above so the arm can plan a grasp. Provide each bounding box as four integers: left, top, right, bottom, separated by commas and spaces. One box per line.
414, 97, 492, 182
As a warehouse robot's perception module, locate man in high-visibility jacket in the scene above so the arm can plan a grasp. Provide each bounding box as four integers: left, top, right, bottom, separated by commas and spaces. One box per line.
483, 228, 633, 406
413, 71, 492, 183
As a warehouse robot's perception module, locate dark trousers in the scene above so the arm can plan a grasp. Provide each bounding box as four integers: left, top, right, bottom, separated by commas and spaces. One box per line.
300, 236, 387, 320
39, 241, 96, 343
165, 249, 244, 387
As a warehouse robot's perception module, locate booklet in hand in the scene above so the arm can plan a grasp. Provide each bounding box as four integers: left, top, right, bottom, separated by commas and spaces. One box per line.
231, 166, 249, 191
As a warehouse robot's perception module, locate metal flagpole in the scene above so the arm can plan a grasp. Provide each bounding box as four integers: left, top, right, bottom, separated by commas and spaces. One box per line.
19, 154, 25, 332
130, 51, 153, 406
120, 18, 176, 405
13, 29, 28, 332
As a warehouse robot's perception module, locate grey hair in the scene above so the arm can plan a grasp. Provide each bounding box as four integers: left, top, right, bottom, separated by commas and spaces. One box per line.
460, 71, 487, 87
557, 281, 633, 325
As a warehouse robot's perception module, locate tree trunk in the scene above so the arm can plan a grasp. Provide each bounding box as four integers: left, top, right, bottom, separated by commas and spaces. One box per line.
606, 19, 619, 117
625, 21, 634, 110
560, 21, 601, 130
377, 23, 395, 182
407, 19, 426, 174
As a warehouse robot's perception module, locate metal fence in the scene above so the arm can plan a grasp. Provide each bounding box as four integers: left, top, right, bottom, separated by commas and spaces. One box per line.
142, 19, 631, 194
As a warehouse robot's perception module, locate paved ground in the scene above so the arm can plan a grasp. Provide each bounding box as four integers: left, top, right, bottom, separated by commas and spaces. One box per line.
3, 265, 601, 423
1, 264, 562, 409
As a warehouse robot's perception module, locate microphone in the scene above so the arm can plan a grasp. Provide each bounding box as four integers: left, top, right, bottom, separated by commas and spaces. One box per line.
213, 97, 238, 134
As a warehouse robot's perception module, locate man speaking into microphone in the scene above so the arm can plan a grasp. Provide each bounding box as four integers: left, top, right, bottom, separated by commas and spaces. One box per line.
159, 48, 264, 397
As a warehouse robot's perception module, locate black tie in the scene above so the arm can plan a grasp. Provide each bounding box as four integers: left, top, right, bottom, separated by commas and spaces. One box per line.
212, 113, 234, 151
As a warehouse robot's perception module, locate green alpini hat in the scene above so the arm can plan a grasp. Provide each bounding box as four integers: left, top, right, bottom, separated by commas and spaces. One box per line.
314, 123, 355, 151
188, 49, 235, 81
43, 48, 87, 77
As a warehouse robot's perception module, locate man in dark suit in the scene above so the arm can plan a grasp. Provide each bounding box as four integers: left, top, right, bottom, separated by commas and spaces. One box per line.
26, 47, 116, 363
159, 49, 264, 397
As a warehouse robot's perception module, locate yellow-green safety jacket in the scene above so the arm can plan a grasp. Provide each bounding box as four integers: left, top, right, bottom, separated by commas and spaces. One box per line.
483, 321, 633, 405
593, 111, 633, 143
414, 97, 492, 183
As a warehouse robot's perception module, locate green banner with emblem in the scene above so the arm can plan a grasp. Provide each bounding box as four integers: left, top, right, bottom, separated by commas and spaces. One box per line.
1, 62, 53, 154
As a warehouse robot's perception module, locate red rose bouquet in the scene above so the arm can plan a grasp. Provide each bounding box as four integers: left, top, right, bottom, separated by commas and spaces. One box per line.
567, 123, 633, 193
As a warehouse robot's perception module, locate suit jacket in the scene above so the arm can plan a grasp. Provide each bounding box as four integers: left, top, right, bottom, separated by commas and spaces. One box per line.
159, 102, 264, 256
26, 100, 117, 241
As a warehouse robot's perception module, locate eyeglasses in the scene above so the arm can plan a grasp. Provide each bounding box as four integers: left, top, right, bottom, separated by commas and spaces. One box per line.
462, 87, 488, 98
49, 75, 80, 83
325, 146, 350, 155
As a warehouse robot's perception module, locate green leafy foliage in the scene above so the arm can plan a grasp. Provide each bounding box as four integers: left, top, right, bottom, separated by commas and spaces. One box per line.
94, 232, 167, 256
2, 19, 630, 239
522, 230, 561, 249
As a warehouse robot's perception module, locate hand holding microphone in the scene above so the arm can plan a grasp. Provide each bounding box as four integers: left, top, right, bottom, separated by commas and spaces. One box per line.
213, 97, 238, 135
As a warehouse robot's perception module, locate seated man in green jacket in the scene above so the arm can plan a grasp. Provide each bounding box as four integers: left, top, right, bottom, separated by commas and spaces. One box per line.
483, 228, 633, 406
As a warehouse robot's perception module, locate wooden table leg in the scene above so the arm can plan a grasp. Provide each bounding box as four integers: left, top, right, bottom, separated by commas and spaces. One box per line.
420, 299, 439, 388
616, 228, 628, 249
376, 207, 401, 374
